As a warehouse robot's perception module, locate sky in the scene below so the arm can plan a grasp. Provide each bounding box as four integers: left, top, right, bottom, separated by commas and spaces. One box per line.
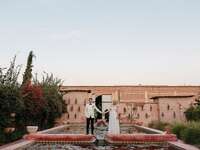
0, 0, 200, 86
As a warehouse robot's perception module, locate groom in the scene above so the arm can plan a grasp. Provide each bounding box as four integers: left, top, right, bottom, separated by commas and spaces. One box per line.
85, 97, 102, 134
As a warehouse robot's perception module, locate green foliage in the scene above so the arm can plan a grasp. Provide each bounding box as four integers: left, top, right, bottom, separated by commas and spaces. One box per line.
33, 73, 66, 128
0, 128, 6, 145
180, 122, 200, 145
170, 121, 200, 146
0, 55, 21, 86
149, 121, 200, 146
22, 51, 34, 86
185, 106, 200, 121
0, 86, 23, 127
171, 122, 187, 139
148, 121, 169, 131
0, 56, 24, 145
22, 83, 48, 128
184, 95, 200, 121
0, 52, 66, 145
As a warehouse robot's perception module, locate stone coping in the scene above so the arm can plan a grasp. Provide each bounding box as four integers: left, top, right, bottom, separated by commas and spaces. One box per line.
0, 140, 34, 150
168, 140, 200, 150
133, 124, 164, 134
37, 125, 68, 134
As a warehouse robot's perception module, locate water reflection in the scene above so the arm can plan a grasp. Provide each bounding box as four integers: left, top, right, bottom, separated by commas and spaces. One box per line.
25, 143, 168, 150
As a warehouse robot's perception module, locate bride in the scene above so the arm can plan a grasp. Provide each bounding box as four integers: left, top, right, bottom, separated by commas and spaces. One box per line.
106, 101, 120, 134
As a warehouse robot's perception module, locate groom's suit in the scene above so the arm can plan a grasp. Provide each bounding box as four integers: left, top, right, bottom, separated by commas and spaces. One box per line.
85, 103, 101, 134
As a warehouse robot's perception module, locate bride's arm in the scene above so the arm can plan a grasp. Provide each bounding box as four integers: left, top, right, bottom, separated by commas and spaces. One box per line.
94, 104, 102, 114
104, 108, 111, 114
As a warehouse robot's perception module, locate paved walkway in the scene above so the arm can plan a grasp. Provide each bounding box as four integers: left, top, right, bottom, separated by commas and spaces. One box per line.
0, 139, 35, 150
169, 140, 199, 150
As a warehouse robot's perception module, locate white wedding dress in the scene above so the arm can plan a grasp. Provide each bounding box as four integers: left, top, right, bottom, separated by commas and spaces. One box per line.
108, 105, 120, 134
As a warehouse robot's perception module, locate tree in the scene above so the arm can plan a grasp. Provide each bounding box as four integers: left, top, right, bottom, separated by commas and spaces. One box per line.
21, 51, 34, 86
185, 96, 200, 121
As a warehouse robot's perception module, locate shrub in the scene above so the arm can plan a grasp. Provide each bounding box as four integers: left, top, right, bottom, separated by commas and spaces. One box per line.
33, 73, 66, 129
0, 85, 24, 127
22, 82, 48, 129
148, 121, 169, 131
185, 106, 200, 121
185, 96, 200, 121
171, 122, 187, 139
171, 121, 200, 145
181, 125, 200, 145
0, 56, 24, 144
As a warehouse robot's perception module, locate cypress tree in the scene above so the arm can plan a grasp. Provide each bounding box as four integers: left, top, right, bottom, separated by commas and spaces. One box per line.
22, 51, 35, 86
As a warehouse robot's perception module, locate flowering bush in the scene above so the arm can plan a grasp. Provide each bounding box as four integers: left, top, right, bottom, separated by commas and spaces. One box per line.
33, 73, 66, 128
0, 52, 66, 145
22, 82, 47, 128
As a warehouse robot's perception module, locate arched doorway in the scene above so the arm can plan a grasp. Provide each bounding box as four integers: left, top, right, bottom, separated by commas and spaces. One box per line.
95, 95, 112, 122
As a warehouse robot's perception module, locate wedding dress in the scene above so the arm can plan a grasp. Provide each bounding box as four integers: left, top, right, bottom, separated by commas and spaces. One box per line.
108, 105, 120, 134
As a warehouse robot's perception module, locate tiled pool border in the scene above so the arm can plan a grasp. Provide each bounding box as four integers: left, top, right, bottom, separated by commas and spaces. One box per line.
0, 124, 199, 150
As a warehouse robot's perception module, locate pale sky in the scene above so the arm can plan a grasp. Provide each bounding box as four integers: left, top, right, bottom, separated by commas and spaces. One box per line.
1, 0, 200, 86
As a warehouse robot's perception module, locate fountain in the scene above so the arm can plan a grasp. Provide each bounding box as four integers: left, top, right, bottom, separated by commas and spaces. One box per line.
21, 122, 178, 150
2, 123, 199, 150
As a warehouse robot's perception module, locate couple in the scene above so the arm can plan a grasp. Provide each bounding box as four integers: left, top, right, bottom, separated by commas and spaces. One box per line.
85, 98, 120, 135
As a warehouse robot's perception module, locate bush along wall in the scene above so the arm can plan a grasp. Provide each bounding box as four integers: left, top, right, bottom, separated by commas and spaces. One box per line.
148, 121, 200, 147
170, 122, 200, 146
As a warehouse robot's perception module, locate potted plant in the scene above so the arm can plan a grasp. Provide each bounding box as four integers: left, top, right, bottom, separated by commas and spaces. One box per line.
4, 127, 15, 134
26, 126, 38, 134
26, 119, 39, 134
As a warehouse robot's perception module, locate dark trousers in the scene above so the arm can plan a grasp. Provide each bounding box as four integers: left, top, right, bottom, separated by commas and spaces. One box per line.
86, 117, 94, 134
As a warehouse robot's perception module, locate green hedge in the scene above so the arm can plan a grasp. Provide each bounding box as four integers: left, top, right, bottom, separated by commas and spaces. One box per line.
149, 121, 200, 146
171, 122, 187, 139
171, 121, 200, 146
181, 126, 200, 145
